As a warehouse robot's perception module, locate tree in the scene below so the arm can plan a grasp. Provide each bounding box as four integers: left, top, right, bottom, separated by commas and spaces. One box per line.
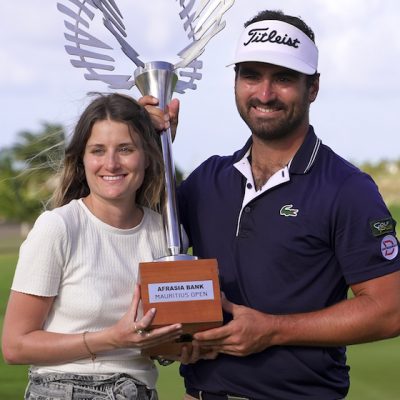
0, 124, 65, 229
0, 149, 39, 222
13, 123, 65, 180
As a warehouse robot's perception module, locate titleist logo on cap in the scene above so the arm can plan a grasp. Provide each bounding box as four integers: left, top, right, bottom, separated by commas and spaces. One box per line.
227, 20, 319, 75
244, 27, 301, 49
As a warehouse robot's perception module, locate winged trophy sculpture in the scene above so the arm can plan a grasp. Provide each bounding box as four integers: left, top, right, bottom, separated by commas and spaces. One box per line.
57, 0, 235, 93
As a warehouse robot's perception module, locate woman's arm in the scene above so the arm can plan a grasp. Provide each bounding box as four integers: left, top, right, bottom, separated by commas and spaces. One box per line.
2, 285, 183, 365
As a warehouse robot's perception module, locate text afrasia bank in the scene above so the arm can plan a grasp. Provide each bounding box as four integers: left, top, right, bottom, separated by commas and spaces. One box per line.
157, 283, 205, 292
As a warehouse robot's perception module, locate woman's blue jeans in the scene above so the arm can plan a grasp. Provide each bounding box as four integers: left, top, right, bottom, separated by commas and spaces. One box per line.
25, 370, 158, 400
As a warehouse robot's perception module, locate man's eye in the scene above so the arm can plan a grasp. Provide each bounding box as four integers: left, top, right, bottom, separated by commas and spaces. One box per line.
276, 73, 299, 83
242, 73, 259, 80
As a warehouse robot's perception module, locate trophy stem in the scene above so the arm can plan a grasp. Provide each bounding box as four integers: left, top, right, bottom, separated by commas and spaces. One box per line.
134, 62, 193, 260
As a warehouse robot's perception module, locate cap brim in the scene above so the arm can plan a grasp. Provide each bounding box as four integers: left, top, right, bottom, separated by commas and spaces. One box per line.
227, 51, 317, 75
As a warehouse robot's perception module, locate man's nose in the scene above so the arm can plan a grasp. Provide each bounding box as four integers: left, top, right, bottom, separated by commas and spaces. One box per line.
256, 79, 277, 103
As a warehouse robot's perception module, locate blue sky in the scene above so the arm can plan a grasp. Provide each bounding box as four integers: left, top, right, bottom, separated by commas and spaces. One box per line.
1, 0, 399, 173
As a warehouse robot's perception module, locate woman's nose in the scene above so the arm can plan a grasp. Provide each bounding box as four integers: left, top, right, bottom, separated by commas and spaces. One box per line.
105, 151, 120, 170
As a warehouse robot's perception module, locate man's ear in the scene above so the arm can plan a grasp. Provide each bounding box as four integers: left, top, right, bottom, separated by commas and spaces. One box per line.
309, 73, 320, 103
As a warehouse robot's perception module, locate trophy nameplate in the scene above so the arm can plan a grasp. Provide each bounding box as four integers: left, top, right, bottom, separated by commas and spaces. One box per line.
139, 259, 222, 355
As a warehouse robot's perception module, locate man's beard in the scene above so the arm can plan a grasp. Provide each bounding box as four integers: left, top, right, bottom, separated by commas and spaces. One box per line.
236, 97, 309, 142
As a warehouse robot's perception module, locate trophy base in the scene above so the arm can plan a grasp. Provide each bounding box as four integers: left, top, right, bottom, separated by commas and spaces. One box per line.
139, 258, 222, 357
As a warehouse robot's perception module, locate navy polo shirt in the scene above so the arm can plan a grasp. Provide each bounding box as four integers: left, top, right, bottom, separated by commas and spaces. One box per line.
178, 127, 400, 400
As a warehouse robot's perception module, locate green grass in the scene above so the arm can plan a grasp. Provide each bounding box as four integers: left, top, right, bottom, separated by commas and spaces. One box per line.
0, 230, 22, 256
347, 338, 400, 399
157, 363, 184, 400
390, 203, 400, 222
0, 253, 30, 399
1, 204, 400, 399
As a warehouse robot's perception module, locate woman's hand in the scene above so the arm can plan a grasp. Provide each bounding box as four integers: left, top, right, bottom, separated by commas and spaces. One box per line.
108, 284, 183, 350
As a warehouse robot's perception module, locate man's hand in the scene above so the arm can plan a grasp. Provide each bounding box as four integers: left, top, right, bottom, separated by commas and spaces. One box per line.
176, 341, 219, 364
158, 341, 219, 365
138, 95, 180, 140
193, 295, 276, 357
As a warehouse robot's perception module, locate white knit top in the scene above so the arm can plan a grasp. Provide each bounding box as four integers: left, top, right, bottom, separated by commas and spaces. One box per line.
11, 199, 168, 388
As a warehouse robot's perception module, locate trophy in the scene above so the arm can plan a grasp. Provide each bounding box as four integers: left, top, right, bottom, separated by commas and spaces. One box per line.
58, 0, 235, 355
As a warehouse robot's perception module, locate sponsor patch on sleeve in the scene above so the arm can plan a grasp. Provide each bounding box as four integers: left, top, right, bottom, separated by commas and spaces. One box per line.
370, 218, 396, 237
380, 235, 399, 260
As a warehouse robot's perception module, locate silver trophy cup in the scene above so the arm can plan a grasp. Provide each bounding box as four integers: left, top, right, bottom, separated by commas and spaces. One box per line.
134, 61, 189, 260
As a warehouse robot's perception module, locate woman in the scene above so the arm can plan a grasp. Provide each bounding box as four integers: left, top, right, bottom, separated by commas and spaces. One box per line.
2, 93, 183, 399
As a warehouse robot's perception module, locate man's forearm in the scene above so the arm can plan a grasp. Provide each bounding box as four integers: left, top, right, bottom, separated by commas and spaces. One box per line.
270, 272, 400, 347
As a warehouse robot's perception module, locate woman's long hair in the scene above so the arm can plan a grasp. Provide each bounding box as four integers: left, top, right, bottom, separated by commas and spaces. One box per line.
50, 93, 164, 210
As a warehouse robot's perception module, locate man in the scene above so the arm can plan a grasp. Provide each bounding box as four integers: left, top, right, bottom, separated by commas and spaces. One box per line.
142, 9, 400, 400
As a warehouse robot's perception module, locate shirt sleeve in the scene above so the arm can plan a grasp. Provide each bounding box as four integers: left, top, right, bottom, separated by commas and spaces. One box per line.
11, 210, 69, 297
333, 172, 400, 284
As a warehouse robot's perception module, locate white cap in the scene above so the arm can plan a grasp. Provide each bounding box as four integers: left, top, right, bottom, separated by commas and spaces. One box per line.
228, 20, 318, 75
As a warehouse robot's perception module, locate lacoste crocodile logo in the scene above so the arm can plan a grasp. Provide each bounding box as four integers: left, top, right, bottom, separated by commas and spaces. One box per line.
280, 204, 299, 217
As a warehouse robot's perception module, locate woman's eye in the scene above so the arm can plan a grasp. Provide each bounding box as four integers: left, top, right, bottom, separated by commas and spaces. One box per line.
91, 148, 104, 155
119, 146, 133, 153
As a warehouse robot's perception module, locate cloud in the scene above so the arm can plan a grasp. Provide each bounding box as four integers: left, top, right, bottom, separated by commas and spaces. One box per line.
1, 0, 399, 172
312, 0, 400, 91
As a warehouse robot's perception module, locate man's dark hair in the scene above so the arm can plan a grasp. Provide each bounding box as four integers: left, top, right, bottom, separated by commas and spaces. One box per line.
245, 10, 316, 43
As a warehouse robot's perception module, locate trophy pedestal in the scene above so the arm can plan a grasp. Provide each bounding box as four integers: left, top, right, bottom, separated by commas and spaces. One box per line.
139, 258, 222, 356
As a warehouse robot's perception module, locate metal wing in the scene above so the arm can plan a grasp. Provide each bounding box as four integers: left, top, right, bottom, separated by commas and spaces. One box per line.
57, 0, 142, 90
57, 0, 234, 93
174, 0, 235, 93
